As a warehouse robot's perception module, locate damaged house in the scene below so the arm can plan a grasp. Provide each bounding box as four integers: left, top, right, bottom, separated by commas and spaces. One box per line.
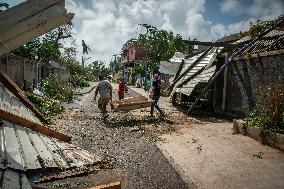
166, 18, 284, 117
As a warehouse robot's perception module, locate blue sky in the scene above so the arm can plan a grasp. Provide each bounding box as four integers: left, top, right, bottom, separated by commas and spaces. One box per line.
4, 0, 284, 63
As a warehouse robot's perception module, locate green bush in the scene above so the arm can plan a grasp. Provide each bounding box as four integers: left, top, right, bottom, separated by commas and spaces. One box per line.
26, 92, 64, 118
244, 82, 284, 134
71, 74, 90, 88
42, 73, 74, 102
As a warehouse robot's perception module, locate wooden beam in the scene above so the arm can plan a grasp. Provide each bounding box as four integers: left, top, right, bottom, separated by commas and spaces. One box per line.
234, 49, 284, 60
173, 59, 185, 81
0, 13, 74, 55
88, 182, 121, 189
0, 67, 47, 123
221, 62, 228, 111
0, 109, 71, 142
0, 0, 64, 28
185, 40, 237, 47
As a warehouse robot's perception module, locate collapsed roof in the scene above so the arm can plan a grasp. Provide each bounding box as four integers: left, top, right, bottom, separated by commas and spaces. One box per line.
167, 23, 284, 99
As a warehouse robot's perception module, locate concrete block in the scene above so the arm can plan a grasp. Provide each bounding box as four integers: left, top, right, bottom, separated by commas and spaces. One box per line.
275, 133, 284, 151
247, 127, 262, 141
232, 119, 241, 134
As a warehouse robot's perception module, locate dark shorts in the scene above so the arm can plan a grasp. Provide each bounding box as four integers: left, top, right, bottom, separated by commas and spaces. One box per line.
118, 93, 124, 100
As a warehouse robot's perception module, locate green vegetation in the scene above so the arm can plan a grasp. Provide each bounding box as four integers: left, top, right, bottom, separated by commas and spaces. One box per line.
248, 15, 284, 37
12, 32, 61, 62
26, 92, 64, 118
136, 27, 193, 73
244, 82, 284, 135
41, 73, 74, 102
92, 60, 111, 80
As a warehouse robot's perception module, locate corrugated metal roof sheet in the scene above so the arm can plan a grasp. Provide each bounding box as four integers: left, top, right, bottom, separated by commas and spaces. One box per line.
177, 65, 216, 95
0, 169, 32, 189
0, 82, 41, 125
175, 47, 222, 95
0, 120, 100, 171
229, 29, 284, 56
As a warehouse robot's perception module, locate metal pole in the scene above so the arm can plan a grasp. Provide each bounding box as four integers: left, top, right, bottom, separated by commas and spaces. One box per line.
187, 18, 284, 113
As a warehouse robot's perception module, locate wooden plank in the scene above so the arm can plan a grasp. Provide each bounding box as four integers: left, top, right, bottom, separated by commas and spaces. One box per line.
222, 60, 228, 111
39, 135, 69, 168
20, 173, 32, 189
2, 169, 20, 189
0, 109, 71, 142
234, 49, 284, 60
3, 122, 24, 170
63, 142, 97, 163
0, 13, 74, 55
1, 5, 67, 41
0, 83, 4, 110
88, 182, 121, 189
15, 125, 41, 170
0, 0, 63, 25
54, 140, 84, 167
28, 130, 57, 168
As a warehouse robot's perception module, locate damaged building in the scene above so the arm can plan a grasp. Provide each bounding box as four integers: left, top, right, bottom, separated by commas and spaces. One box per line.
165, 22, 284, 117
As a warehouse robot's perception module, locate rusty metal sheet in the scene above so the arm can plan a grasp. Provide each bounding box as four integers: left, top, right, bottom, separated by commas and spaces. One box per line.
0, 120, 100, 171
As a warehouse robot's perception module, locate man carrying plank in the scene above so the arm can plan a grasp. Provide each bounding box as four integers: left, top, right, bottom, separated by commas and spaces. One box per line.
94, 76, 113, 119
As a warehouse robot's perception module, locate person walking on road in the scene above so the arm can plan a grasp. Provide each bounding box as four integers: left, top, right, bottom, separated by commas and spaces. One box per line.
118, 78, 127, 100
94, 76, 113, 119
150, 74, 165, 117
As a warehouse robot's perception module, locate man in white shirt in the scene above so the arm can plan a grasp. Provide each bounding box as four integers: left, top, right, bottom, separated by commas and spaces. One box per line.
94, 76, 113, 118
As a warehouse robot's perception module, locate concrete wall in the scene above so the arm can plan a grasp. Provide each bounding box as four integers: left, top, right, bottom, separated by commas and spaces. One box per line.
217, 53, 284, 116
0, 54, 71, 88
0, 54, 41, 87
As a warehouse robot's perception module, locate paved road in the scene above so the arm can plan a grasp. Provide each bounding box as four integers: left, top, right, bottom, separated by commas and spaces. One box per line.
42, 83, 191, 189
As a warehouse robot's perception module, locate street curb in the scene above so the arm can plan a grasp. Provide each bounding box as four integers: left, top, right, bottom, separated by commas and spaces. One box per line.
233, 119, 284, 152
155, 143, 198, 189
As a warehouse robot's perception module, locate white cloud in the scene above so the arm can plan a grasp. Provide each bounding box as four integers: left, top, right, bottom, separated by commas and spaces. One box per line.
220, 0, 245, 15
211, 23, 227, 39
63, 0, 283, 64
248, 0, 284, 19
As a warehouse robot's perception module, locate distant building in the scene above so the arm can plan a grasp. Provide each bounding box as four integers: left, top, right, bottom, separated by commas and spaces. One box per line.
122, 41, 146, 67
